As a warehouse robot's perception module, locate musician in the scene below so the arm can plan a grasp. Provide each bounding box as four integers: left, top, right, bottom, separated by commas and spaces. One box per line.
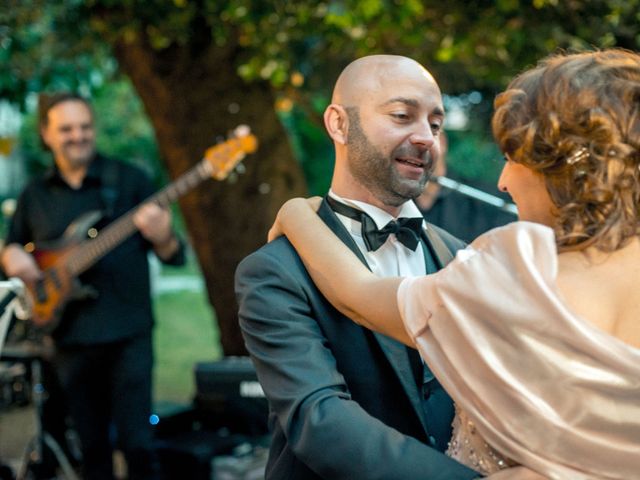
0, 92, 184, 479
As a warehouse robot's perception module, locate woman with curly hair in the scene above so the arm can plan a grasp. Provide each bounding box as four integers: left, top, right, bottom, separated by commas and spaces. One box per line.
268, 49, 640, 479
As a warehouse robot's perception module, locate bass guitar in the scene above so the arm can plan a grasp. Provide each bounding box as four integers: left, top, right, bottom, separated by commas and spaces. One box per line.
22, 126, 257, 333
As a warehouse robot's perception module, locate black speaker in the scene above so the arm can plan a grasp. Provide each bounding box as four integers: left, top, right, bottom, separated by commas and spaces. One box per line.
194, 356, 269, 436
155, 427, 247, 480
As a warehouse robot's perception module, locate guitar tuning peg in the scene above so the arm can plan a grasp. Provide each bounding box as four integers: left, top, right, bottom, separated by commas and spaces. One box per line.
233, 124, 250, 138
235, 162, 246, 174
214, 135, 225, 144
227, 171, 239, 184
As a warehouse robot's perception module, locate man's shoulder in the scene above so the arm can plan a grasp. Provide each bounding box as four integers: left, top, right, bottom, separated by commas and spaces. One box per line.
21, 175, 49, 191
235, 236, 313, 295
237, 236, 300, 270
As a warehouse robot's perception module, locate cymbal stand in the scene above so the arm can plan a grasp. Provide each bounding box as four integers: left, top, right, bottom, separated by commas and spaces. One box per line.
0, 281, 79, 480
15, 358, 79, 480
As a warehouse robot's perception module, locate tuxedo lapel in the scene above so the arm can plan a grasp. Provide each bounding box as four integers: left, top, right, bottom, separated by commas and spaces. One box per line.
318, 198, 430, 435
317, 199, 369, 268
421, 225, 455, 269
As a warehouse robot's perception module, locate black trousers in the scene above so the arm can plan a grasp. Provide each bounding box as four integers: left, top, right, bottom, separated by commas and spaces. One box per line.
54, 333, 160, 480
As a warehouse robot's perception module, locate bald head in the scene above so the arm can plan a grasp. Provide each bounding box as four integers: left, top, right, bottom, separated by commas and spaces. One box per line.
332, 55, 439, 106
324, 54, 444, 213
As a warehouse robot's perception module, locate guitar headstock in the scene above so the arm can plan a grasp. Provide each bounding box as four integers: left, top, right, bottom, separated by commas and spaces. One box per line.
203, 125, 258, 181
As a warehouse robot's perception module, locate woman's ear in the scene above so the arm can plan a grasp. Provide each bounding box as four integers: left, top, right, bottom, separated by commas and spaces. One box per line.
323, 104, 349, 145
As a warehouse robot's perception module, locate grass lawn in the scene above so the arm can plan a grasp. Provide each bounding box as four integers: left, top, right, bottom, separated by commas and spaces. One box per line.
152, 265, 222, 410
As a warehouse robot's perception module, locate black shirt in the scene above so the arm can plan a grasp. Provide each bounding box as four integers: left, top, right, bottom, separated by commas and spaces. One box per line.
6, 154, 184, 346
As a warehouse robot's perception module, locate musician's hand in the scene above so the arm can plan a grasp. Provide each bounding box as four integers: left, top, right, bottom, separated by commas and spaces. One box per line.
133, 203, 178, 260
134, 203, 172, 244
268, 197, 322, 242
485, 467, 549, 479
0, 244, 42, 283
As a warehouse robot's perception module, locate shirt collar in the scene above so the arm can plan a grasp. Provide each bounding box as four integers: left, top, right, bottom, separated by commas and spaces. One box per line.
44, 154, 102, 186
328, 189, 425, 230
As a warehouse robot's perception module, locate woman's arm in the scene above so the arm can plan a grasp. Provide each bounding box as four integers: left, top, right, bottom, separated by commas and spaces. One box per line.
270, 198, 414, 347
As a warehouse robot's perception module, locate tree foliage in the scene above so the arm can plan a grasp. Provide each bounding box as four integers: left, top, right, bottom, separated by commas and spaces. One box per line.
4, 1, 640, 103
2, 0, 640, 353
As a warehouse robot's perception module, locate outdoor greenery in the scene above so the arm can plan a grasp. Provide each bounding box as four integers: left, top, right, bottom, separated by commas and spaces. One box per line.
153, 284, 221, 407
3, 0, 640, 355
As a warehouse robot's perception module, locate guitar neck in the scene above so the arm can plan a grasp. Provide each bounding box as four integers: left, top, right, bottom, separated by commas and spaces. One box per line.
66, 159, 213, 275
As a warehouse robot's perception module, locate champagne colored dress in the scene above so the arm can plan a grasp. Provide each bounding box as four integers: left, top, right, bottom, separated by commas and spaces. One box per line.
397, 222, 640, 479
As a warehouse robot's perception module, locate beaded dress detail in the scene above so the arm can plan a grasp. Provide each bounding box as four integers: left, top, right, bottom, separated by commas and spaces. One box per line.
446, 406, 515, 475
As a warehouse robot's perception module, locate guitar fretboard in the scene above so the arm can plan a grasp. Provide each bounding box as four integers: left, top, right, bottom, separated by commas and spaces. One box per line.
65, 159, 213, 275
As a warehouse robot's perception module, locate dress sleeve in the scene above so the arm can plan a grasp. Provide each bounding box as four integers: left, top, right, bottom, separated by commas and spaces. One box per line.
398, 245, 478, 342
397, 222, 640, 480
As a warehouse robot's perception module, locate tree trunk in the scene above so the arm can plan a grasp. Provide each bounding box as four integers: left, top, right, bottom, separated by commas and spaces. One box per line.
112, 35, 307, 355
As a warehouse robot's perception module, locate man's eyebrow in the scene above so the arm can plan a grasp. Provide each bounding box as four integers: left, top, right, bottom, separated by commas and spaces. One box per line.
381, 97, 445, 116
381, 97, 419, 108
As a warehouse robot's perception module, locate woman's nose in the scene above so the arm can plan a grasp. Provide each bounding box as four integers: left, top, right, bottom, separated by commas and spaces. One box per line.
497, 167, 508, 192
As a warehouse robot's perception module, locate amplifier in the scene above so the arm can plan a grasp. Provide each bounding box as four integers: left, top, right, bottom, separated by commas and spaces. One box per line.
194, 356, 269, 436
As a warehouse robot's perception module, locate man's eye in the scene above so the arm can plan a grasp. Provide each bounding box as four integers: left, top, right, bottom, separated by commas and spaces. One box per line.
431, 123, 442, 133
391, 113, 409, 120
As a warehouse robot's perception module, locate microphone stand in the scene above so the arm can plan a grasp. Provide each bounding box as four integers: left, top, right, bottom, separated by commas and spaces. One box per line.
434, 176, 518, 216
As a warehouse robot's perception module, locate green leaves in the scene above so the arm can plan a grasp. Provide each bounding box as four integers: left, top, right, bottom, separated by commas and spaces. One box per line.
4, 0, 640, 105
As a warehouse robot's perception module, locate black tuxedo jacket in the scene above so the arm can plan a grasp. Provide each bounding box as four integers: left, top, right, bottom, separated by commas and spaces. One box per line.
235, 198, 477, 479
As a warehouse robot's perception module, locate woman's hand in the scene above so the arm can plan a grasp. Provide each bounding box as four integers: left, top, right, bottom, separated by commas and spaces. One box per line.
268, 196, 322, 242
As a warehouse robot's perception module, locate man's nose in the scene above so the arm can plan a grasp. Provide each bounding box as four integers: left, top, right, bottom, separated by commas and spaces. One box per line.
69, 128, 84, 142
409, 123, 436, 150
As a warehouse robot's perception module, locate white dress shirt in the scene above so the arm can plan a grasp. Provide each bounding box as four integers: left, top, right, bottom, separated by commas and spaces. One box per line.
328, 190, 428, 277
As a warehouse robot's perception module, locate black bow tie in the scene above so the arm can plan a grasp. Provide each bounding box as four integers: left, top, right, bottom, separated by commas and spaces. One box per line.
326, 196, 423, 252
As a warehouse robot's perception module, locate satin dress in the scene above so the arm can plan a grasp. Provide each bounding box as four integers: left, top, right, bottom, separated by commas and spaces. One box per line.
397, 222, 640, 479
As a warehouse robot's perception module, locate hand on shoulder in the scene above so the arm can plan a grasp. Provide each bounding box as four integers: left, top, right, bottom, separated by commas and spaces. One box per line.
268, 196, 322, 242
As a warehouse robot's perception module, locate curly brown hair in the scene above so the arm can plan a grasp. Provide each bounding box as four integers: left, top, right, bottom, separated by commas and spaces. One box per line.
492, 49, 640, 252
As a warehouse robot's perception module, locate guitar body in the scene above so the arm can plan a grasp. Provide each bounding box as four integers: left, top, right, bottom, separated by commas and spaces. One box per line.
27, 211, 102, 332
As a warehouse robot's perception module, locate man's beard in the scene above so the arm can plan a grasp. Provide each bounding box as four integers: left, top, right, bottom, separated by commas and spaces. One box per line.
62, 141, 95, 169
346, 111, 432, 207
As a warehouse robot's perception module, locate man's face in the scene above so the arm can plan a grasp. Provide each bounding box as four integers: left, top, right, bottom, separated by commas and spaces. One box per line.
41, 100, 96, 171
345, 70, 444, 207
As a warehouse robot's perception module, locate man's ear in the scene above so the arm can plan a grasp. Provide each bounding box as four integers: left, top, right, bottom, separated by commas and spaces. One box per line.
323, 104, 349, 145
40, 126, 51, 149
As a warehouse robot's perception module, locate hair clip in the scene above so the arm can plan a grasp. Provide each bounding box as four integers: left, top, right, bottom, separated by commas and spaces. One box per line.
566, 147, 589, 165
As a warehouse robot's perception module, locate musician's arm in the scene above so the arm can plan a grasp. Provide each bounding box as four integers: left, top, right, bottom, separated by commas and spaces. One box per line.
152, 235, 182, 263
0, 244, 41, 283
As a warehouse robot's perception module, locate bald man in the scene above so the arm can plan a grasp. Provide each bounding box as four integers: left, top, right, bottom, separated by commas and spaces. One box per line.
235, 56, 478, 479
